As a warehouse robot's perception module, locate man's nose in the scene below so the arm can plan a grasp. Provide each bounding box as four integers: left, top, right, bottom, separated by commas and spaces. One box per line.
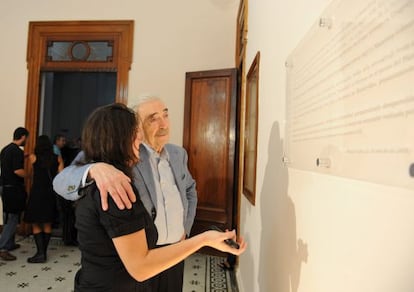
158, 117, 168, 128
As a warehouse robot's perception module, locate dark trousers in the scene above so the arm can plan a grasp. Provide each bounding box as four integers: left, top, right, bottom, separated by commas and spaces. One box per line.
0, 212, 19, 250
57, 196, 77, 245
150, 259, 184, 292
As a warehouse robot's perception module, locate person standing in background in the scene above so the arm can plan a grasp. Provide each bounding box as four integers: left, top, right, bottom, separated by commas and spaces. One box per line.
0, 127, 29, 261
61, 137, 81, 166
24, 135, 64, 263
53, 134, 66, 158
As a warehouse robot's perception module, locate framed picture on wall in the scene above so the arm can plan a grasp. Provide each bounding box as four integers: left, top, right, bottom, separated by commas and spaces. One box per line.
243, 51, 260, 205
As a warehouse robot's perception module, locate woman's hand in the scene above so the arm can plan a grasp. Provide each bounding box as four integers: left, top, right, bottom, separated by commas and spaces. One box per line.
205, 230, 247, 255
89, 163, 136, 210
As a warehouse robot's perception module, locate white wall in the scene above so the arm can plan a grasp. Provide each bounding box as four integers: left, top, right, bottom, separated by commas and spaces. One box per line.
238, 1, 414, 292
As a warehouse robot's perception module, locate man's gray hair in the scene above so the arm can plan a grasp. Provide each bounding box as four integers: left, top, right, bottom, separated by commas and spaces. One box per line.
132, 95, 163, 112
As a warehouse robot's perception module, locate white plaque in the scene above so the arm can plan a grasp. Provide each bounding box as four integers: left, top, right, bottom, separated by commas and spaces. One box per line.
285, 0, 414, 189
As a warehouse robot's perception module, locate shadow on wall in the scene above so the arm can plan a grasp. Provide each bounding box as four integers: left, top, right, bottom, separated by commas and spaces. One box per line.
258, 122, 308, 292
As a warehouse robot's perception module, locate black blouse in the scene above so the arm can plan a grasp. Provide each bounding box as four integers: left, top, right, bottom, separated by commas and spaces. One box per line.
74, 183, 158, 291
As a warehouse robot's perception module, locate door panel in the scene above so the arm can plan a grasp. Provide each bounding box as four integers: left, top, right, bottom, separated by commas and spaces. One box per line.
184, 68, 238, 239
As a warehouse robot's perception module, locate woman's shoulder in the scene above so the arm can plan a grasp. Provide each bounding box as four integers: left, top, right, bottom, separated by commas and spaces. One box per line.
78, 182, 139, 211
76, 183, 101, 211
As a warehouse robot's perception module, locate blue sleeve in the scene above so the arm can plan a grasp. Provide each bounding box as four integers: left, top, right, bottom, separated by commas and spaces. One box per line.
53, 151, 92, 201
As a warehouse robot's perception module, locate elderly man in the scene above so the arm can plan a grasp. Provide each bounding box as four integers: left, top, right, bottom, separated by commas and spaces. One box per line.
53, 96, 197, 291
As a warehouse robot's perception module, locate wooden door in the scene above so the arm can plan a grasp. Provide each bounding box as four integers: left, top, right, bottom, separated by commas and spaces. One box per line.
183, 68, 239, 240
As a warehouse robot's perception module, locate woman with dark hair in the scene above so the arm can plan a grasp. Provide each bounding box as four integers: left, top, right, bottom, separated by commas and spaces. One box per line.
74, 103, 246, 291
24, 135, 64, 263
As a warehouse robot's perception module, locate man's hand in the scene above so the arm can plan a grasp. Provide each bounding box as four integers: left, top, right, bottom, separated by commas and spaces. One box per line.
89, 163, 136, 211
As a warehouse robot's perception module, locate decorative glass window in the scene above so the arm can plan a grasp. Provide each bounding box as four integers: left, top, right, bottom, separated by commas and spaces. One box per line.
47, 41, 113, 62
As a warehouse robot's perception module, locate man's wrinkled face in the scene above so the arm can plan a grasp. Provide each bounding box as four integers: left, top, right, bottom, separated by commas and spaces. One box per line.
138, 100, 170, 152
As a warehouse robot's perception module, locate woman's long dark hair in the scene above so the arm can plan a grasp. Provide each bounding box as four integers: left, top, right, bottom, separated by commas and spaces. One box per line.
80, 103, 139, 178
34, 135, 55, 168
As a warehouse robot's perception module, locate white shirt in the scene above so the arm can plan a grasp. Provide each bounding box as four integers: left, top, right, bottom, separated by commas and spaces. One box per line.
144, 144, 185, 245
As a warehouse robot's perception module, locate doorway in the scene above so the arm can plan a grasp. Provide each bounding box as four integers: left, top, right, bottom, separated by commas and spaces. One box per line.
39, 71, 116, 151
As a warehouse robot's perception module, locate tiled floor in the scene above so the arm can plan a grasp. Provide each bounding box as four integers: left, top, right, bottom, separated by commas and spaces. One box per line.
0, 236, 236, 292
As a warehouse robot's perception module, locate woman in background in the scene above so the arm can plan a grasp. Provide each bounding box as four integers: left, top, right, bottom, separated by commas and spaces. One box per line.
24, 135, 64, 263
74, 103, 246, 291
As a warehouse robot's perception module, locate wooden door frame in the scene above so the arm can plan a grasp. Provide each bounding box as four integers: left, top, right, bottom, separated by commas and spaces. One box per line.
234, 0, 247, 248
22, 21, 133, 233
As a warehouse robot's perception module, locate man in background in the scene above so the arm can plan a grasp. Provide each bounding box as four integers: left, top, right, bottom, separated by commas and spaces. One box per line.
0, 127, 29, 261
53, 134, 66, 158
